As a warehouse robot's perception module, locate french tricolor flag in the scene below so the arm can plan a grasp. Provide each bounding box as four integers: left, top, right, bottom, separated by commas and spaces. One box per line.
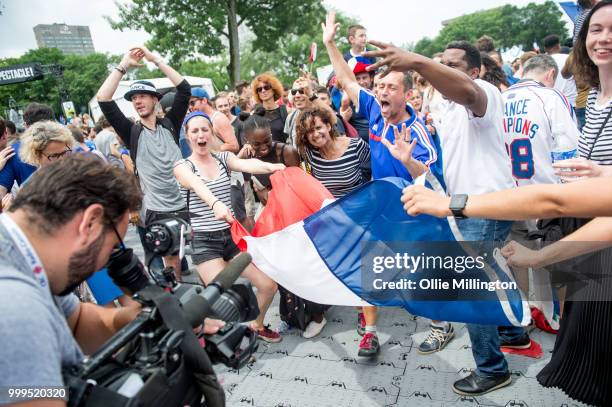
231, 168, 532, 327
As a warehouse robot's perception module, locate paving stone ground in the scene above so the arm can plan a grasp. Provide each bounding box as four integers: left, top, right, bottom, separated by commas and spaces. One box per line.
124, 226, 588, 407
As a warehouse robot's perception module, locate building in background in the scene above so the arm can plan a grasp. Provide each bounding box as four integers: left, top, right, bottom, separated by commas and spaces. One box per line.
33, 23, 95, 55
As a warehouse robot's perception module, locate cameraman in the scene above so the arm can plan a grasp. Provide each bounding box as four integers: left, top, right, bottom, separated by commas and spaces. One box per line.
0, 155, 142, 406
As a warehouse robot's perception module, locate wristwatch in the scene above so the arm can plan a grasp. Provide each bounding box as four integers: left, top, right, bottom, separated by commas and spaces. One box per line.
449, 194, 468, 218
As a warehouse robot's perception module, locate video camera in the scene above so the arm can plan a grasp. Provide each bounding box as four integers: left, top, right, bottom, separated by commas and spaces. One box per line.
64, 217, 260, 407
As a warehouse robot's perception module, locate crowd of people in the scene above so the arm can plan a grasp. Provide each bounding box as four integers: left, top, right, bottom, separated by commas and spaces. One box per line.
1, 0, 611, 405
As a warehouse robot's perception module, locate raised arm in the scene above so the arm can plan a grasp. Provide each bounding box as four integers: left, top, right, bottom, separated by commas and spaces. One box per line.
97, 50, 143, 102
364, 42, 487, 117
401, 177, 612, 220
212, 114, 240, 153
134, 46, 184, 87
322, 12, 361, 106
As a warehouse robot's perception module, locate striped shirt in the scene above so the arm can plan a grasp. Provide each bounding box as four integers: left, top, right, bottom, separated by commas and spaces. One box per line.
305, 137, 371, 198
178, 152, 234, 232
580, 89, 612, 164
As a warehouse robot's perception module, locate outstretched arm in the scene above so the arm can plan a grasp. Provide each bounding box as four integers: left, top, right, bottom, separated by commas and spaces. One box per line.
364, 41, 487, 117
227, 153, 285, 174
401, 177, 612, 219
322, 12, 361, 106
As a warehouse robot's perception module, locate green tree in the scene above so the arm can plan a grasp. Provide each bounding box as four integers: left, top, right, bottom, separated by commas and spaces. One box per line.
108, 0, 327, 85
0, 48, 113, 116
414, 1, 568, 57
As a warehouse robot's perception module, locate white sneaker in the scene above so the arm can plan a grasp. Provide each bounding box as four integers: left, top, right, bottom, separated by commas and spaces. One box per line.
303, 317, 327, 339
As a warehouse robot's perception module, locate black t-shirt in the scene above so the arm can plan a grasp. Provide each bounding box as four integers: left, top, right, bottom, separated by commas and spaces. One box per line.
265, 107, 288, 143
231, 116, 245, 148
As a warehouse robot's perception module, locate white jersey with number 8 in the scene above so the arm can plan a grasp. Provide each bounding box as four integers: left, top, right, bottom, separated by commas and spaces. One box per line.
502, 80, 580, 186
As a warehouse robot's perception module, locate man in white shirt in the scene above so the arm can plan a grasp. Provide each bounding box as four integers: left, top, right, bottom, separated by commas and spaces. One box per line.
364, 40, 526, 396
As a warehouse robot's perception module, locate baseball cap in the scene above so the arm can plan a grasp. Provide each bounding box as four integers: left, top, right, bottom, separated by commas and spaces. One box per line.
124, 80, 163, 101
347, 56, 373, 75
191, 88, 210, 99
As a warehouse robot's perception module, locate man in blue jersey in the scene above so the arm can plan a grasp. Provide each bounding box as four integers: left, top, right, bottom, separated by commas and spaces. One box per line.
323, 12, 438, 358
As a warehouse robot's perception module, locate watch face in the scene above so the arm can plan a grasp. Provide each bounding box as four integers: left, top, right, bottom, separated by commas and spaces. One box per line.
450, 194, 468, 212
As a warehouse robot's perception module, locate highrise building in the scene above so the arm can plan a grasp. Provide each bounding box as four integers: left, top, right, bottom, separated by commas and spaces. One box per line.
33, 23, 95, 55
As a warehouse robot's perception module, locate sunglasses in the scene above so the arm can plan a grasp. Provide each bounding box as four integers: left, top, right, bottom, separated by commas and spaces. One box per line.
45, 147, 72, 161
290, 88, 306, 96
256, 84, 272, 93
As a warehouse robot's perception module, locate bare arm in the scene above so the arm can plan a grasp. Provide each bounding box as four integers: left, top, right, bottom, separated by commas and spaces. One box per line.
212, 114, 240, 153
96, 50, 143, 102
364, 41, 487, 117
174, 161, 235, 223
401, 177, 612, 219
67, 302, 141, 355
322, 12, 361, 106
502, 217, 612, 269
227, 153, 285, 174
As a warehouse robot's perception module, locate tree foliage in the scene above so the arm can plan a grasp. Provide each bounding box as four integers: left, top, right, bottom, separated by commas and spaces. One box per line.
108, 0, 327, 84
0, 48, 112, 117
414, 1, 569, 57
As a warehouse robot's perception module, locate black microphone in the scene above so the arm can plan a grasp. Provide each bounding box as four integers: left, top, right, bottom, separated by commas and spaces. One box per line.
182, 252, 252, 327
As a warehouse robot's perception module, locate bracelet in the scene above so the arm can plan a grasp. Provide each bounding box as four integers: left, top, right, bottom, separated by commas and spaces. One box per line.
211, 200, 220, 210
115, 65, 127, 75
153, 59, 162, 66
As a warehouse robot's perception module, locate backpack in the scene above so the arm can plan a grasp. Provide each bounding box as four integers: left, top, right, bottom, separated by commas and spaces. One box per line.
129, 118, 179, 175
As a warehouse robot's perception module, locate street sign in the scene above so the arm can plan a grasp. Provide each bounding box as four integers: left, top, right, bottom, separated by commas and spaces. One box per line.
0, 63, 44, 85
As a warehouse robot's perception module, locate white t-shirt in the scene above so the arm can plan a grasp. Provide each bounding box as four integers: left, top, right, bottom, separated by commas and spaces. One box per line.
439, 79, 515, 195
502, 80, 580, 186
550, 53, 577, 107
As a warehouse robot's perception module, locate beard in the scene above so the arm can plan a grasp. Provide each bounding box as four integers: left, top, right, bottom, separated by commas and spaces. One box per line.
58, 232, 105, 296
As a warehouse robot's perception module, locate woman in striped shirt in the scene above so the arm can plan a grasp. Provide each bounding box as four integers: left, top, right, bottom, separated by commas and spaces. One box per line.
174, 111, 285, 343
296, 106, 371, 199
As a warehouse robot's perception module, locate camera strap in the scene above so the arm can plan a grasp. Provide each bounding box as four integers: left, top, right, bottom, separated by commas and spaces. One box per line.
141, 285, 226, 407
0, 214, 50, 291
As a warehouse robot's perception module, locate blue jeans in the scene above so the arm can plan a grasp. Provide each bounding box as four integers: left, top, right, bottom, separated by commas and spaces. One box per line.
456, 218, 526, 377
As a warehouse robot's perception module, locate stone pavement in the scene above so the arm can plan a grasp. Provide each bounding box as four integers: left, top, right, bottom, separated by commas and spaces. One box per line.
124, 226, 588, 407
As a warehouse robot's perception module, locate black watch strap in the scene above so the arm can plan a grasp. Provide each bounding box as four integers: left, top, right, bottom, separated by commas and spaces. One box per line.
449, 194, 468, 218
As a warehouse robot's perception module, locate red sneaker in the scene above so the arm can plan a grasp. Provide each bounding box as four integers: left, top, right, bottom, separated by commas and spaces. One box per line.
358, 332, 380, 357
257, 325, 282, 343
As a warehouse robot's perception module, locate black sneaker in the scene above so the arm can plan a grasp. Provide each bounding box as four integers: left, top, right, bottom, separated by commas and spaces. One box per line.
358, 332, 380, 357
500, 335, 531, 349
417, 324, 454, 354
452, 371, 511, 396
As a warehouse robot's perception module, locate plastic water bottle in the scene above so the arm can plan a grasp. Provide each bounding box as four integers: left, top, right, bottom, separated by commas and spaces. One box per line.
550, 127, 578, 182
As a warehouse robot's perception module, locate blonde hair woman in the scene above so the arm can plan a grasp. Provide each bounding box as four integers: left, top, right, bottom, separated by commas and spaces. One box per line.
20, 121, 74, 167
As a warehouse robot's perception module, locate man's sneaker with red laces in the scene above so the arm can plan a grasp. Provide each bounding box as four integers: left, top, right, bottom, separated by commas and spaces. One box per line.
357, 312, 366, 336
358, 332, 380, 357
257, 325, 282, 343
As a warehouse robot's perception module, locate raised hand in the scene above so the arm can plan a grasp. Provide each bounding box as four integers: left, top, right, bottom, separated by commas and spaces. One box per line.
321, 11, 340, 45
130, 46, 159, 63
363, 41, 421, 77
120, 48, 145, 69
382, 123, 427, 179
0, 147, 16, 171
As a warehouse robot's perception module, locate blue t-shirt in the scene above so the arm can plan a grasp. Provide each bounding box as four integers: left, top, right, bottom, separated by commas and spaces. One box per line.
0, 141, 37, 190
357, 89, 438, 181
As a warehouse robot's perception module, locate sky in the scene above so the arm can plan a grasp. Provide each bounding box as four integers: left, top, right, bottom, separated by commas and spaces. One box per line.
0, 0, 573, 59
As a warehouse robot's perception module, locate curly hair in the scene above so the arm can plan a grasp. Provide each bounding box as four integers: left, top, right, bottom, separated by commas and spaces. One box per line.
572, 1, 612, 89
480, 52, 509, 91
251, 72, 284, 104
20, 121, 75, 166
295, 106, 338, 158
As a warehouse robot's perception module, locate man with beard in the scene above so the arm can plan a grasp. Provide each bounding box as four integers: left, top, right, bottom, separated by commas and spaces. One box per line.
322, 12, 438, 358
97, 46, 190, 281
0, 155, 142, 405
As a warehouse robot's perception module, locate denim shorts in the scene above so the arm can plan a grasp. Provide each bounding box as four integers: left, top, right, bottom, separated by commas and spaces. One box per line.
191, 228, 240, 265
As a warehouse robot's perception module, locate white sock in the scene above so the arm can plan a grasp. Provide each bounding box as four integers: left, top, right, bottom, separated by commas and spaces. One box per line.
365, 325, 376, 333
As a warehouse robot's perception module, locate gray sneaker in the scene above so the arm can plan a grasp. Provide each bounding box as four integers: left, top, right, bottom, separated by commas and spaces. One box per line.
417, 325, 454, 354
